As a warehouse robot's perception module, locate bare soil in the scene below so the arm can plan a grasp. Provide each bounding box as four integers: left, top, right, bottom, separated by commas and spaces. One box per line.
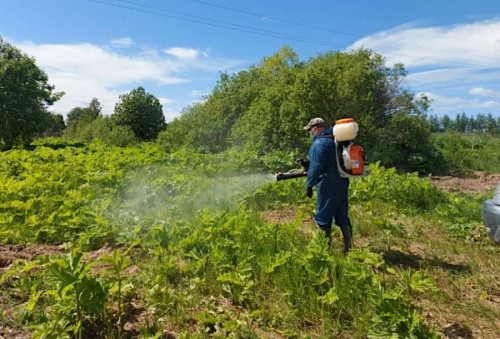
0, 244, 63, 271
262, 206, 300, 224
0, 325, 31, 339
430, 171, 500, 194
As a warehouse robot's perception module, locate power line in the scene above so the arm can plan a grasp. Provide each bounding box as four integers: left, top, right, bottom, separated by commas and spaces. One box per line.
89, 0, 500, 69
189, 0, 362, 38
187, 0, 500, 65
90, 0, 344, 48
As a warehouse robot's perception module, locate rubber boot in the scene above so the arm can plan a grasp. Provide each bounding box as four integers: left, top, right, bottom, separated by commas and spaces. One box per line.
324, 227, 332, 246
318, 224, 332, 246
341, 223, 353, 254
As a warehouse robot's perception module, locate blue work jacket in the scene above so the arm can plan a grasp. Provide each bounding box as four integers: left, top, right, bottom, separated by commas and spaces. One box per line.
306, 127, 349, 228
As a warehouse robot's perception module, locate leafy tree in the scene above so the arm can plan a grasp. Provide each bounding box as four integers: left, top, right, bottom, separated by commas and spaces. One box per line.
113, 87, 166, 141
65, 98, 105, 141
377, 112, 443, 173
486, 113, 497, 132
42, 113, 66, 137
159, 47, 445, 172
427, 112, 499, 135
0, 38, 62, 150
441, 115, 453, 130
66, 98, 102, 126
454, 113, 469, 132
66, 107, 86, 125
475, 114, 487, 131
428, 114, 441, 133
87, 97, 102, 120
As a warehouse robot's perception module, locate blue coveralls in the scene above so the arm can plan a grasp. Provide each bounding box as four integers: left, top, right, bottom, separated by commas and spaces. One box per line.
306, 127, 351, 235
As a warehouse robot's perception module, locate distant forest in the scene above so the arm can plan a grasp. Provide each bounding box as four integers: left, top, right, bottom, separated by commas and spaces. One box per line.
428, 113, 500, 133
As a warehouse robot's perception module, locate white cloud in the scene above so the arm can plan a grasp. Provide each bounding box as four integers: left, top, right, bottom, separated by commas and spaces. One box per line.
164, 47, 203, 60
162, 106, 180, 122
349, 19, 500, 114
420, 91, 500, 112
469, 87, 500, 98
162, 47, 235, 72
348, 19, 500, 69
190, 90, 208, 97
158, 97, 175, 105
12, 40, 244, 118
109, 37, 134, 48
16, 41, 186, 115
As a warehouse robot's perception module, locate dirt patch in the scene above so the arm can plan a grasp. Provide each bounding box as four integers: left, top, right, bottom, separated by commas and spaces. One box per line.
0, 325, 32, 339
442, 323, 474, 338
262, 206, 300, 224
0, 244, 63, 269
431, 171, 500, 194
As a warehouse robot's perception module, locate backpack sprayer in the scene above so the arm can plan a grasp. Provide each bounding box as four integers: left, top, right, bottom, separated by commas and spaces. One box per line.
275, 118, 368, 181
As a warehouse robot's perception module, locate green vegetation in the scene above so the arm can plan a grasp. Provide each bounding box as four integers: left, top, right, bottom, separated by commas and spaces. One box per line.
1, 39, 499, 337
1, 142, 498, 337
428, 112, 500, 134
0, 38, 63, 150
431, 131, 500, 174
114, 87, 166, 141
64, 87, 167, 146
160, 47, 437, 173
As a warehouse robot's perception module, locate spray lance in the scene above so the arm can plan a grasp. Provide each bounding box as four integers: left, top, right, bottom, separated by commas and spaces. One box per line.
275, 118, 369, 181
275, 159, 309, 181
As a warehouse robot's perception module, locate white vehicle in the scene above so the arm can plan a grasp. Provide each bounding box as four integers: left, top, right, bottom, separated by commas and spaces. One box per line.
483, 184, 500, 243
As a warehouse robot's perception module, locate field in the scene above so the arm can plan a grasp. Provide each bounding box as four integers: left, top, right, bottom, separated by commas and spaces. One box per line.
1, 139, 499, 338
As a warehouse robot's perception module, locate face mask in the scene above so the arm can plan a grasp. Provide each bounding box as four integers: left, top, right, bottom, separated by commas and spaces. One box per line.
309, 130, 315, 138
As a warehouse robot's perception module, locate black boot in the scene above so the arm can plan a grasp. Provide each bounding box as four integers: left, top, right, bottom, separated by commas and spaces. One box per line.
324, 227, 332, 246
341, 223, 353, 254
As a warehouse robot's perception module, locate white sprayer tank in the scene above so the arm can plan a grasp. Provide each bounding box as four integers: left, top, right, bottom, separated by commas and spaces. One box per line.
333, 118, 359, 141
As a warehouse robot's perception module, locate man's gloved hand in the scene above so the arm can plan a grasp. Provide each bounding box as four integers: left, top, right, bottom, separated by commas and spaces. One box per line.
296, 158, 310, 170
306, 186, 313, 198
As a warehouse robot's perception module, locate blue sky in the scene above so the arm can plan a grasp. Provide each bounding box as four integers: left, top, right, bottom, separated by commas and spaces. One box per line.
2, 0, 500, 121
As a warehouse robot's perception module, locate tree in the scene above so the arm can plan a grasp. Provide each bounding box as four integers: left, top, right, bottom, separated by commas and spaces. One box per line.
428, 114, 442, 132
66, 98, 102, 126
87, 97, 102, 120
113, 87, 166, 141
67, 107, 86, 125
441, 115, 453, 130
65, 98, 104, 141
0, 38, 63, 150
159, 47, 443, 172
42, 113, 66, 137
486, 113, 497, 133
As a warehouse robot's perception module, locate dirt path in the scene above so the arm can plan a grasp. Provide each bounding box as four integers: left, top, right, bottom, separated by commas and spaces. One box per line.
430, 171, 500, 194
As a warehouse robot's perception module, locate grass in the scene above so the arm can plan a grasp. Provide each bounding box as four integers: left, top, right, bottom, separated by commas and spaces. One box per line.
350, 200, 500, 338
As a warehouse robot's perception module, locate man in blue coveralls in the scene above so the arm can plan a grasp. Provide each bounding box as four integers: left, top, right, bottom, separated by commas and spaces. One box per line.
304, 117, 353, 253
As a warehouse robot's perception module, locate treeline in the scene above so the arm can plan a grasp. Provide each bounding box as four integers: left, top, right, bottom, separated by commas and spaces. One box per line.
3, 35, 499, 174
63, 88, 165, 146
1, 37, 166, 150
0, 37, 65, 150
428, 113, 500, 133
159, 47, 440, 173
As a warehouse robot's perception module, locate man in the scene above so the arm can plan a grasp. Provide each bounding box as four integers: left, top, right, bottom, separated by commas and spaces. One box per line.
304, 117, 353, 253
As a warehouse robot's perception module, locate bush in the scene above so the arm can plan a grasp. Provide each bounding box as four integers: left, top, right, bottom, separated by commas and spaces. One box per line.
350, 162, 446, 211
431, 131, 500, 173
65, 116, 137, 147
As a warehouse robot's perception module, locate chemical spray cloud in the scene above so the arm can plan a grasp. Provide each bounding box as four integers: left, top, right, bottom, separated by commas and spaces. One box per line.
105, 165, 275, 232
